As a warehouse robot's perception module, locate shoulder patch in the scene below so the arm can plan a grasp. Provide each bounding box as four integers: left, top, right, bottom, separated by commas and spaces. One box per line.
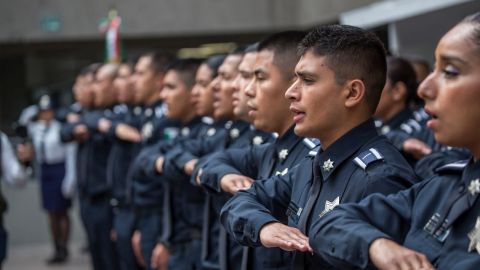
303, 138, 320, 149
435, 160, 468, 174
353, 148, 384, 170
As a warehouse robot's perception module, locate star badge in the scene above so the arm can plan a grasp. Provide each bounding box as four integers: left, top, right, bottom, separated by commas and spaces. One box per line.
181, 127, 190, 136
230, 128, 240, 139
381, 125, 391, 135
253, 136, 264, 145
468, 217, 480, 254
468, 179, 480, 196
319, 196, 340, 218
207, 128, 216, 137
278, 149, 289, 160
323, 159, 334, 172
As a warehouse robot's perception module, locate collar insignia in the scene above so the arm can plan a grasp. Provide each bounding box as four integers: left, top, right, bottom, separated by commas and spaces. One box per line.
323, 159, 334, 172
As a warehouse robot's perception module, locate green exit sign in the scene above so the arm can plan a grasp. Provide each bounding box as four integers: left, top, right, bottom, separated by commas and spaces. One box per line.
41, 16, 61, 33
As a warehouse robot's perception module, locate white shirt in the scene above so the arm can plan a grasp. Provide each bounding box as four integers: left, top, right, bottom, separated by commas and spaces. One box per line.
1, 132, 27, 186
28, 120, 67, 164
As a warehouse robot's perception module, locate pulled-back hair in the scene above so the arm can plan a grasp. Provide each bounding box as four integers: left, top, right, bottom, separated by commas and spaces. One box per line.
462, 12, 480, 50
298, 25, 387, 112
387, 56, 418, 105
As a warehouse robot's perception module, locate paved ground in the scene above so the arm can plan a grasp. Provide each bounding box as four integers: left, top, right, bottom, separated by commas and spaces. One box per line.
4, 242, 90, 270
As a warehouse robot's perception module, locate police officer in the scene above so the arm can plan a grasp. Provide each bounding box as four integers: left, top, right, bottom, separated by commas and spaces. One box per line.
61, 63, 119, 270
199, 32, 318, 270
95, 61, 143, 270
374, 56, 417, 137
130, 58, 209, 270
220, 25, 418, 270
310, 13, 480, 270
150, 50, 246, 270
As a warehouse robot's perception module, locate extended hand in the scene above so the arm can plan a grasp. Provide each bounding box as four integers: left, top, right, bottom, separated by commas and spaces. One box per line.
369, 238, 435, 270
132, 230, 146, 267
184, 159, 198, 175
116, 124, 141, 142
403, 138, 432, 160
220, 174, 254, 194
16, 143, 34, 162
151, 243, 170, 270
259, 222, 312, 252
97, 118, 112, 134
73, 124, 89, 141
155, 156, 165, 174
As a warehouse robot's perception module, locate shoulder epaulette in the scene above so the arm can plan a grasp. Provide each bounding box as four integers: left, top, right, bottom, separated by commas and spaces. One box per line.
303, 138, 320, 149
435, 160, 468, 174
202, 117, 214, 125
353, 148, 384, 170
155, 106, 164, 118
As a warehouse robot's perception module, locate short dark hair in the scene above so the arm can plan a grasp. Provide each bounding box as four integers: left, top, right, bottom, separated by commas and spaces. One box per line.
144, 50, 177, 75
245, 43, 259, 54
79, 63, 102, 77
204, 54, 227, 78
231, 45, 248, 56
298, 25, 387, 112
387, 56, 418, 105
258, 31, 307, 80
166, 58, 203, 88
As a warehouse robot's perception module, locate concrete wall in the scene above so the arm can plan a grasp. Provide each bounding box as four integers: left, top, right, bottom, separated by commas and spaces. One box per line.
0, 0, 379, 43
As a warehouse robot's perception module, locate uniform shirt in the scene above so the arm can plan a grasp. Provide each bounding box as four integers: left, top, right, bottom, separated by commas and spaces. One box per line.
220, 119, 418, 269
415, 147, 471, 179
200, 125, 318, 270
109, 100, 178, 207
28, 120, 67, 165
106, 104, 144, 207
374, 108, 412, 136
311, 159, 480, 270
158, 120, 256, 247
61, 107, 117, 197
130, 116, 205, 208
387, 108, 446, 153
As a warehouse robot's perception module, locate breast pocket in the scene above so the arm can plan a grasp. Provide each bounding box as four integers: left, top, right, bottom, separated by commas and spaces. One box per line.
404, 228, 443, 263
286, 200, 302, 226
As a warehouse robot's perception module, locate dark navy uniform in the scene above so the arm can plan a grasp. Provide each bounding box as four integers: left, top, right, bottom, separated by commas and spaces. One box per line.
374, 108, 412, 136
159, 120, 262, 270
415, 147, 471, 179
61, 107, 118, 270
129, 115, 208, 270
220, 119, 418, 270
185, 125, 275, 270
311, 158, 480, 269
200, 125, 317, 270
387, 108, 446, 155
104, 104, 146, 270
